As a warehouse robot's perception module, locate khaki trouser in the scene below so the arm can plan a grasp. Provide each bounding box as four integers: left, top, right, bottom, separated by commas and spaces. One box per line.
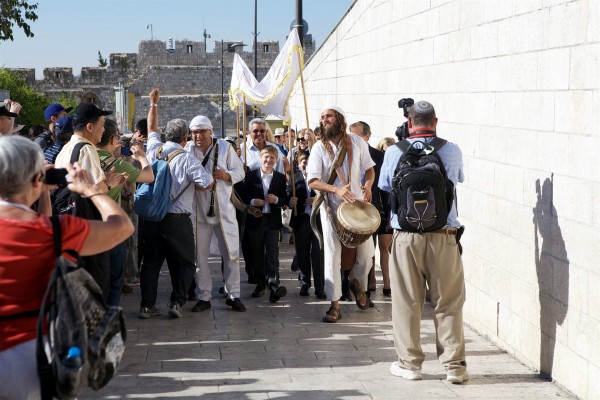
390, 230, 467, 373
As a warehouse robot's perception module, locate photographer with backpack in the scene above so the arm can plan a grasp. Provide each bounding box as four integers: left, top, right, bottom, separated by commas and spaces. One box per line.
378, 101, 467, 383
0, 136, 133, 400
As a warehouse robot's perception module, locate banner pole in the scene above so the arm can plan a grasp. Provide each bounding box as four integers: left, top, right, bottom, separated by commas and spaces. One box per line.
243, 95, 247, 171
288, 123, 297, 216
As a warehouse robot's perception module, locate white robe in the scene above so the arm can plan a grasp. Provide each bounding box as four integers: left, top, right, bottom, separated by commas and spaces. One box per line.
185, 139, 245, 260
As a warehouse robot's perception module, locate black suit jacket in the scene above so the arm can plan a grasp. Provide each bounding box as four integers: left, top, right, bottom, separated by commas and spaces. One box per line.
368, 145, 387, 213
241, 168, 288, 229
287, 168, 315, 230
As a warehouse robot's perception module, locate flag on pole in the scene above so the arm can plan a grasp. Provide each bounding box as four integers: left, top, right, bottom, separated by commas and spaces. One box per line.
229, 27, 303, 123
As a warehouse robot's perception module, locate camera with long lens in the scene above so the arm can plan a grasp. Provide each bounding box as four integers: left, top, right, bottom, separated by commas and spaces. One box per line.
394, 98, 414, 141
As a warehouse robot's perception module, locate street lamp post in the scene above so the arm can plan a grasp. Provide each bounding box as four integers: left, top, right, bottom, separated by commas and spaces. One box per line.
221, 40, 246, 138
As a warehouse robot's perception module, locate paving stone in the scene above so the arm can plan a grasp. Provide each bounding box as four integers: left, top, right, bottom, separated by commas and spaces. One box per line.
91, 232, 575, 399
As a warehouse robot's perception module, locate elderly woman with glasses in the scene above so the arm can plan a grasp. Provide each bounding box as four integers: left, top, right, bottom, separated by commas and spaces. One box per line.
0, 136, 134, 400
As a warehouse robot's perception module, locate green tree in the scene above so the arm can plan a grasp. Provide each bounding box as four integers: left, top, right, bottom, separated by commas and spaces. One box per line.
98, 51, 108, 67
54, 93, 80, 111
0, 1, 38, 41
0, 68, 50, 128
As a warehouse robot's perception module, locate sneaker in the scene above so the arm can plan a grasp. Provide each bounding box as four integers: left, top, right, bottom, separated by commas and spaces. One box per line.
168, 302, 183, 318
447, 370, 469, 384
138, 305, 161, 319
191, 300, 211, 312
226, 297, 246, 312
390, 362, 422, 380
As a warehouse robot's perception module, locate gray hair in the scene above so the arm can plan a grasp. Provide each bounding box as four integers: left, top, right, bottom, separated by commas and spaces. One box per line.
248, 117, 266, 131
165, 118, 189, 143
0, 135, 44, 198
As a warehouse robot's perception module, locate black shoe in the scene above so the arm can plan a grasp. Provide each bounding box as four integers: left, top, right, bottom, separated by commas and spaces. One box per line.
315, 291, 327, 300
339, 293, 353, 302
299, 284, 310, 296
368, 297, 375, 308
191, 300, 211, 312
269, 285, 287, 303
383, 288, 392, 297
251, 284, 265, 298
226, 297, 246, 312
218, 286, 225, 294
248, 276, 257, 284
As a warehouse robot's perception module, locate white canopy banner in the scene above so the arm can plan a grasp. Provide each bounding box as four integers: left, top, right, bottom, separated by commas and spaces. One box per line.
229, 27, 303, 123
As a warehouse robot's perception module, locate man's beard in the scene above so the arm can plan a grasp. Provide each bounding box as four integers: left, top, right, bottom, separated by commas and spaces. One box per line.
323, 120, 342, 140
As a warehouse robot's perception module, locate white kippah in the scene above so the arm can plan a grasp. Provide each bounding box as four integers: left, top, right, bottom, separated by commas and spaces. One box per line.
413, 101, 435, 115
189, 115, 213, 131
321, 105, 346, 119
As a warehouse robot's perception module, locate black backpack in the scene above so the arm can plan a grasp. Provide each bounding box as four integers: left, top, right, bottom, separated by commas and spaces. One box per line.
391, 137, 454, 232
36, 216, 127, 400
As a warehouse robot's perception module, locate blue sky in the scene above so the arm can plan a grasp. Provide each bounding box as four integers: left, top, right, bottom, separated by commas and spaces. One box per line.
0, 0, 354, 78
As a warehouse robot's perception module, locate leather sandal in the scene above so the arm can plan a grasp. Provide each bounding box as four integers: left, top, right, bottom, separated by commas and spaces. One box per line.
350, 279, 369, 310
322, 307, 341, 323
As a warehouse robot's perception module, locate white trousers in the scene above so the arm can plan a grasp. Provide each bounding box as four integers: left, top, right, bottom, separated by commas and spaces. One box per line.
320, 207, 374, 300
193, 222, 241, 300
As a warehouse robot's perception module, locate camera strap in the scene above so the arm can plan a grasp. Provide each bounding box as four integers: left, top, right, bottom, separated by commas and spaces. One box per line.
408, 129, 436, 139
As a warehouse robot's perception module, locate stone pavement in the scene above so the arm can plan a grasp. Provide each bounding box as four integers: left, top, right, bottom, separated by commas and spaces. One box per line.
84, 233, 574, 400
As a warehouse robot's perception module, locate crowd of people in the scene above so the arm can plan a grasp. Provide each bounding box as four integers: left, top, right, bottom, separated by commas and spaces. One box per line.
0, 90, 468, 398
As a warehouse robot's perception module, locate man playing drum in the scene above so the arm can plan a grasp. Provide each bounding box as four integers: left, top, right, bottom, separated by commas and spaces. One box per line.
306, 106, 376, 323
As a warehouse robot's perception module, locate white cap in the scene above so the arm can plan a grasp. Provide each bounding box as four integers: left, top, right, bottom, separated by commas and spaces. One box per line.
321, 105, 346, 120
189, 115, 213, 131
274, 127, 285, 137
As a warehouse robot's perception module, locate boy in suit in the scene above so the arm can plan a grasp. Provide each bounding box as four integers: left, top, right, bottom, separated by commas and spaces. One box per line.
242, 146, 289, 302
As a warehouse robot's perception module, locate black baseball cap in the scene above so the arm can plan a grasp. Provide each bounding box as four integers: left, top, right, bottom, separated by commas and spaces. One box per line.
72, 103, 112, 126
0, 105, 18, 118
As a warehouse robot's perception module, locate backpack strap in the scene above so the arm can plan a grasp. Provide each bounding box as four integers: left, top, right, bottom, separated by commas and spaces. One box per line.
99, 155, 118, 172
396, 137, 447, 154
69, 142, 91, 165
155, 148, 190, 203
37, 215, 64, 400
50, 215, 62, 256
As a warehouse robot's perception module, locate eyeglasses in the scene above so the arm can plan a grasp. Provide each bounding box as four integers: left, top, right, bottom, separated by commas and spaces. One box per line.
252, 129, 266, 134
297, 137, 306, 142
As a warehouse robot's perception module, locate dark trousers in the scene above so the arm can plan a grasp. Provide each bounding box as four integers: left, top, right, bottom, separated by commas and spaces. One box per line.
294, 214, 324, 293
82, 252, 110, 302
107, 241, 127, 307
247, 214, 280, 287
140, 213, 196, 308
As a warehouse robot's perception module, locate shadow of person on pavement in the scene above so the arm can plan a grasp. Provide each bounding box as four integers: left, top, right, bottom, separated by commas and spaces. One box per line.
532, 176, 569, 380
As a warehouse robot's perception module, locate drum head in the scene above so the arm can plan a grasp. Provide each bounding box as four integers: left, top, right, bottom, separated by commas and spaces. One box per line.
337, 201, 381, 235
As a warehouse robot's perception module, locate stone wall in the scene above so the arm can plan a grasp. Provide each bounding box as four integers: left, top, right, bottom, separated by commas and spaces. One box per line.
288, 0, 600, 398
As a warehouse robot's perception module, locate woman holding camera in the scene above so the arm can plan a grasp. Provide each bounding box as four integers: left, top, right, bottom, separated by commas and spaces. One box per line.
0, 135, 133, 400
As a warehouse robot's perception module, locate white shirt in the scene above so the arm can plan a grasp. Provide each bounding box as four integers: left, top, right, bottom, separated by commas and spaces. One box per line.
259, 169, 273, 214
306, 134, 375, 212
146, 132, 213, 214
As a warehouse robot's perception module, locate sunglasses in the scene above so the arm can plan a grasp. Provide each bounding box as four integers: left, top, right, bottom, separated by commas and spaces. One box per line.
252, 129, 266, 134
297, 137, 306, 142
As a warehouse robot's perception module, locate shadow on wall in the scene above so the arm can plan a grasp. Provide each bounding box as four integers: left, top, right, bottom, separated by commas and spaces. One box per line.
532, 175, 569, 380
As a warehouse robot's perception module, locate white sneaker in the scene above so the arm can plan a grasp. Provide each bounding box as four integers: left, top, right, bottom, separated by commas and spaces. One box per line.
390, 362, 423, 380
446, 370, 469, 384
